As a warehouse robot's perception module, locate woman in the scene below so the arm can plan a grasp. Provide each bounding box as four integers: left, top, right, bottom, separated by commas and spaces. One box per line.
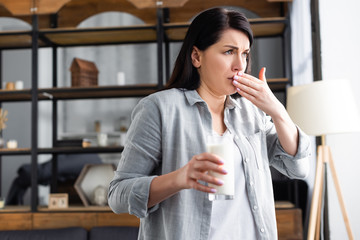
108, 7, 310, 240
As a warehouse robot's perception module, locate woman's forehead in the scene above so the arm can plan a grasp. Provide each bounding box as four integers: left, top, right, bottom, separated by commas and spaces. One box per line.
216, 29, 250, 48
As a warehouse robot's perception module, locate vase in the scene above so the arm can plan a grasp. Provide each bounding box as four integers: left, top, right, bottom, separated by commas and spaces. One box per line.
0, 135, 4, 148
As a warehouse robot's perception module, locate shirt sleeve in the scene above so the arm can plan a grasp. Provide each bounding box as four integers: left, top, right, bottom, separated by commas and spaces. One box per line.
108, 97, 162, 218
264, 115, 311, 179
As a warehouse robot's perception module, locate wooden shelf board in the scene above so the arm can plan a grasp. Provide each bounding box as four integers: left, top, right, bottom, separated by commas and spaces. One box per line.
0, 0, 71, 16
39, 84, 159, 100
0, 146, 123, 155
0, 18, 286, 49
0, 210, 139, 231
275, 201, 295, 209
0, 89, 32, 101
267, 0, 292, 2
0, 212, 33, 230
33, 211, 140, 230
164, 17, 287, 41
1, 205, 113, 213
0, 205, 31, 213
268, 78, 290, 91
0, 34, 32, 49
1, 207, 298, 236
276, 208, 303, 240
39, 146, 124, 154
0, 84, 158, 102
0, 148, 31, 155
250, 17, 286, 37
41, 25, 157, 46
38, 205, 112, 212
0, 30, 46, 49
0, 81, 288, 102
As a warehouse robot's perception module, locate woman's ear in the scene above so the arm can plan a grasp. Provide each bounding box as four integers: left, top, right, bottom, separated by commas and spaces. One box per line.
191, 46, 201, 68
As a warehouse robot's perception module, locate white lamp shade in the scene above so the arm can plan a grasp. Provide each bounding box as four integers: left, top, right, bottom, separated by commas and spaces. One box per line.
287, 79, 360, 136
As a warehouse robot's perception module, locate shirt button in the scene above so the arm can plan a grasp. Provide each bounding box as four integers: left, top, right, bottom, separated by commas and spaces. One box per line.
260, 228, 265, 233
250, 181, 254, 186
244, 158, 248, 163
234, 136, 239, 140
253, 205, 258, 210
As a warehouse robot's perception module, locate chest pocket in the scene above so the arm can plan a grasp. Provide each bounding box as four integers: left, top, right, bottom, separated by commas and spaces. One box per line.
246, 131, 268, 170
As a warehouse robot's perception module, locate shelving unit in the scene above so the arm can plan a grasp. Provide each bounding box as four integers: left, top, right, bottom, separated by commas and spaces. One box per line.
0, 0, 294, 216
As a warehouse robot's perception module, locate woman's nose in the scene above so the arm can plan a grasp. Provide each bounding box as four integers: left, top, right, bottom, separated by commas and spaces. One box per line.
232, 56, 246, 72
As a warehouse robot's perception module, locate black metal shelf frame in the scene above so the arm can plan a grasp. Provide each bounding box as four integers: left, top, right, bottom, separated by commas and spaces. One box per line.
0, 7, 293, 212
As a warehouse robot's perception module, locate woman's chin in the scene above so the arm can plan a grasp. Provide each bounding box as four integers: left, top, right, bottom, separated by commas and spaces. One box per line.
227, 86, 237, 95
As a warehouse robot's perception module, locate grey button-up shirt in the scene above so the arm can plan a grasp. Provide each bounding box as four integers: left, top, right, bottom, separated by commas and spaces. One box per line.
108, 88, 310, 240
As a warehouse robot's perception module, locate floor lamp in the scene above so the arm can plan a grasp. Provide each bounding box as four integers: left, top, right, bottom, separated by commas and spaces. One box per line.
287, 79, 360, 240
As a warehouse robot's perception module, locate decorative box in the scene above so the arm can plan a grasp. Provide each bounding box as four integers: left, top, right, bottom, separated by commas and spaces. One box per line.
70, 57, 99, 87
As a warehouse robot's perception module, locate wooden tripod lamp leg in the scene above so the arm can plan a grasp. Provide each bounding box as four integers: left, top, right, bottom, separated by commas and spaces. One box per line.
315, 164, 325, 240
307, 146, 325, 240
327, 147, 354, 240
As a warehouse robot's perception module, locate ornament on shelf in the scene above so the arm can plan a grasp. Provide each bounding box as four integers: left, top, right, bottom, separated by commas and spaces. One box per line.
0, 108, 8, 148
7, 140, 18, 149
0, 108, 8, 130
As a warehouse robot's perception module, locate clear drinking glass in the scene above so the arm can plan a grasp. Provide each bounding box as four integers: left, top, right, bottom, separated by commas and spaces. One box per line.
206, 133, 235, 201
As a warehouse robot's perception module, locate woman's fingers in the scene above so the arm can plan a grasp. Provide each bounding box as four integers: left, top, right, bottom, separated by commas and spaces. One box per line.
181, 152, 227, 192
259, 67, 266, 81
190, 153, 226, 176
190, 181, 218, 193
233, 72, 262, 92
195, 152, 224, 164
232, 67, 281, 116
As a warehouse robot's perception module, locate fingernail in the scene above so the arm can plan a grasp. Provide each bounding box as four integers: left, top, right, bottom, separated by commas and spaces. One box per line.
237, 72, 243, 76
220, 167, 228, 174
236, 88, 240, 92
217, 179, 224, 185
234, 75, 239, 80
210, 188, 217, 193
232, 80, 238, 85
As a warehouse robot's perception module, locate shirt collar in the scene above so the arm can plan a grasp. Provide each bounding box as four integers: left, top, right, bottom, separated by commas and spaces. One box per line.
184, 89, 241, 110
226, 95, 242, 110
184, 89, 206, 106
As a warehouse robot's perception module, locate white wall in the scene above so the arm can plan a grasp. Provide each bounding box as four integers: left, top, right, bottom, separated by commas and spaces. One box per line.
319, 0, 360, 239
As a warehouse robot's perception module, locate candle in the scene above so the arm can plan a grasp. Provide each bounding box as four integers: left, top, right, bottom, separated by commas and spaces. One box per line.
7, 140, 18, 149
0, 198, 5, 209
117, 72, 125, 85
15, 80, 24, 90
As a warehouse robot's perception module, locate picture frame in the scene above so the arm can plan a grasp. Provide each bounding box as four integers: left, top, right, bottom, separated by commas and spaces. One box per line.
48, 193, 69, 209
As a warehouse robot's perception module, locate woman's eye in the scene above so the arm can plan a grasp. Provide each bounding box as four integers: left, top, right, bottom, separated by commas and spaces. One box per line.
225, 49, 235, 55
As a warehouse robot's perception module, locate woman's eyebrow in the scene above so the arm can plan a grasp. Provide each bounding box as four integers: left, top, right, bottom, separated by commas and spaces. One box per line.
223, 45, 250, 52
223, 45, 238, 49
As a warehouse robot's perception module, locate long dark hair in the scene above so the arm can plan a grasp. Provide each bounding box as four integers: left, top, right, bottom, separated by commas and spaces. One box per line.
166, 7, 253, 90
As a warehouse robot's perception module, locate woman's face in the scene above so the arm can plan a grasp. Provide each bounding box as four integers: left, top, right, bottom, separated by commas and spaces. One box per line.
193, 28, 250, 96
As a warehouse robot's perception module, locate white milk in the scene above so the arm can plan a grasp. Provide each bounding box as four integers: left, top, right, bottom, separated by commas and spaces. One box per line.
206, 135, 235, 200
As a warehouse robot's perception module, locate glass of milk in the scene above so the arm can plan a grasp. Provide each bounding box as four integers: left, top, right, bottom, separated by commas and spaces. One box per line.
206, 133, 235, 201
